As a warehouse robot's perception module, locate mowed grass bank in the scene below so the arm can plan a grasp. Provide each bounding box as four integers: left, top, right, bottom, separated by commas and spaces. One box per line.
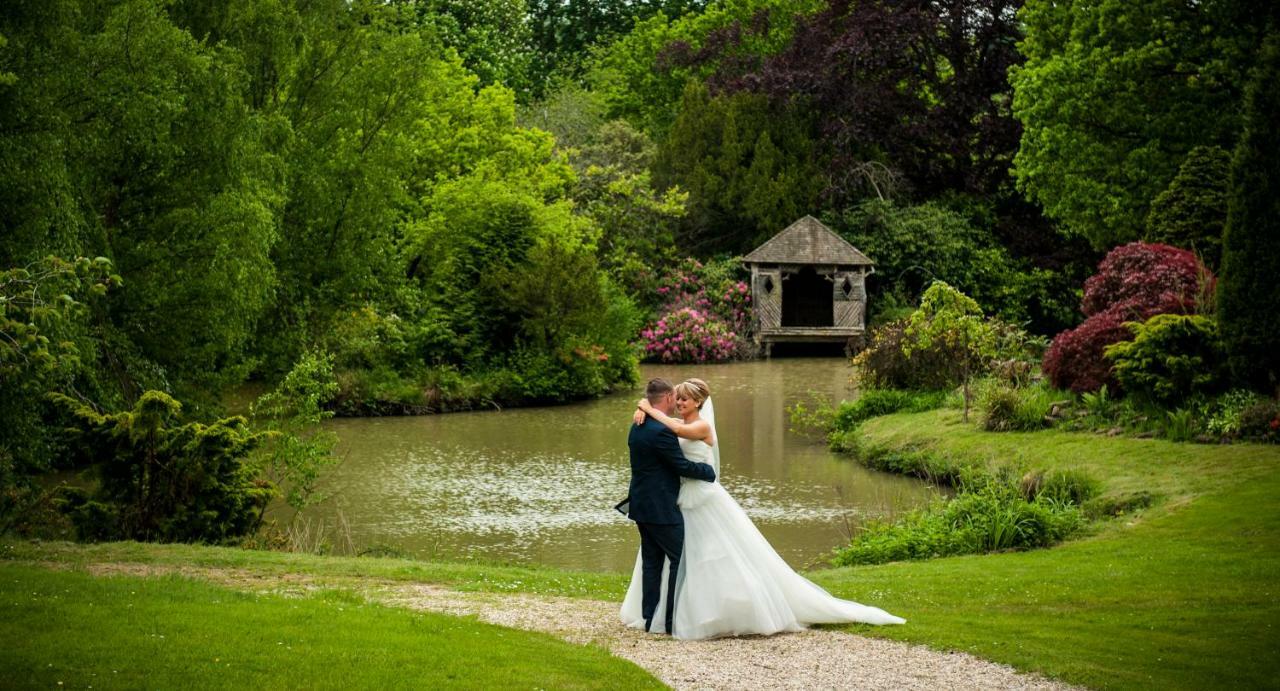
0, 563, 660, 690
809, 409, 1280, 690
0, 539, 630, 599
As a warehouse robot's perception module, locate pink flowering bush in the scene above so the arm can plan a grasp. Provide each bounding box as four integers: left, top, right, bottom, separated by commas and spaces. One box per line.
639, 258, 753, 363
641, 308, 738, 363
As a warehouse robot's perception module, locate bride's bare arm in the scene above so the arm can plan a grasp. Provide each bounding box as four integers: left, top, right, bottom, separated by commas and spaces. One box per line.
636, 399, 711, 442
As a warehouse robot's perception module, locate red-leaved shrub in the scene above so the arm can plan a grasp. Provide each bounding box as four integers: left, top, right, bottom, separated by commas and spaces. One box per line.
1044, 242, 1215, 393
1042, 308, 1131, 393
1081, 242, 1211, 317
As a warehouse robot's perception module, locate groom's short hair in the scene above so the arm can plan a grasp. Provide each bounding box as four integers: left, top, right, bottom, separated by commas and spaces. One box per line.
645, 378, 674, 404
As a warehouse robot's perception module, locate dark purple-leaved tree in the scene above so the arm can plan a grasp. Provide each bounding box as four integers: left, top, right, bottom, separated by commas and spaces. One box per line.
668, 0, 1024, 203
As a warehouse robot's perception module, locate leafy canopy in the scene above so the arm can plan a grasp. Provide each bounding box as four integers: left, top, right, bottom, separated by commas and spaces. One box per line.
1010, 0, 1265, 248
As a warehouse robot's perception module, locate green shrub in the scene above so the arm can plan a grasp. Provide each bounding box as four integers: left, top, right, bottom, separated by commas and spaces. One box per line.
1205, 389, 1265, 438
837, 443, 982, 488
1161, 408, 1199, 443
1104, 313, 1228, 407
833, 482, 1085, 566
980, 382, 1062, 432
853, 319, 959, 390
334, 367, 428, 415
833, 389, 950, 430
1237, 399, 1280, 443
854, 293, 1042, 417
1020, 469, 1101, 505
52, 391, 272, 543
251, 351, 340, 514
981, 386, 1024, 432
1, 256, 117, 525
1080, 384, 1117, 418
1083, 491, 1156, 518
498, 345, 612, 404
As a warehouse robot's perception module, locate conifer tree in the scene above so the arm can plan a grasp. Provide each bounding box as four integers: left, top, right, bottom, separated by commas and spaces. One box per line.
1220, 31, 1280, 395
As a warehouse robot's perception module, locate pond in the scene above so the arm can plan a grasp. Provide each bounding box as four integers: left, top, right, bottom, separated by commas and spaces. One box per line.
290, 358, 940, 572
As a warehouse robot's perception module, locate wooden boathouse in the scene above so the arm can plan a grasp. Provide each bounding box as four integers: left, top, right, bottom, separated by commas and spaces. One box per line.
743, 216, 874, 356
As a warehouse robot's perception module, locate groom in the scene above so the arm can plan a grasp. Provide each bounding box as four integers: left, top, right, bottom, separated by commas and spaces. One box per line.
623, 378, 717, 635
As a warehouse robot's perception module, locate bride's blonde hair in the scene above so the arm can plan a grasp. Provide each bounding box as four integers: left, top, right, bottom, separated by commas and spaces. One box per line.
674, 378, 711, 409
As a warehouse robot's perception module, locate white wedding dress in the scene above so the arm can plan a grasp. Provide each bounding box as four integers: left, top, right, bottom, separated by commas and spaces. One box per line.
620, 399, 905, 639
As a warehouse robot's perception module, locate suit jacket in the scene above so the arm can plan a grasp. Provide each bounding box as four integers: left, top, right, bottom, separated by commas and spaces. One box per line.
625, 417, 716, 524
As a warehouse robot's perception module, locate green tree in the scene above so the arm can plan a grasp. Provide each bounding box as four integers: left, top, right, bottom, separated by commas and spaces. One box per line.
1011, 0, 1265, 248
2, 0, 285, 404
835, 201, 1078, 335
1145, 146, 1232, 270
1220, 30, 1280, 396
396, 0, 532, 94
568, 120, 686, 297
518, 81, 608, 151
0, 257, 118, 532
527, 0, 712, 95
902, 282, 998, 422
259, 3, 462, 366
654, 82, 822, 254
250, 350, 340, 517
586, 0, 819, 135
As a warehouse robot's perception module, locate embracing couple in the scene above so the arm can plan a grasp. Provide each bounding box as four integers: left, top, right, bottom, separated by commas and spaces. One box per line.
618, 377, 905, 640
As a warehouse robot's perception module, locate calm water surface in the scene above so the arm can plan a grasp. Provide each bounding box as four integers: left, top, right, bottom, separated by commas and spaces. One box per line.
297, 359, 939, 572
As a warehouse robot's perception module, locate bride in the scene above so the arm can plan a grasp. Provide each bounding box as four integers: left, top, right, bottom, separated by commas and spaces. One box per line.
619, 378, 905, 639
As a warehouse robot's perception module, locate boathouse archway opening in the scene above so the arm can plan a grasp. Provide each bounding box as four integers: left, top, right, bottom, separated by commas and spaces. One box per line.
781, 267, 833, 327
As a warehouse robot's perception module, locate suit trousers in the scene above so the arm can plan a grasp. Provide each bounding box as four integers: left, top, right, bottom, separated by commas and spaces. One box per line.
636, 521, 684, 635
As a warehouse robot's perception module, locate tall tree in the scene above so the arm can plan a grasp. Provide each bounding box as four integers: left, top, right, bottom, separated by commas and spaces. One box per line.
1144, 146, 1232, 270
1220, 29, 1280, 395
1011, 0, 1265, 249
527, 0, 708, 94
394, 0, 532, 94
653, 81, 823, 254
1, 0, 284, 402
679, 0, 1025, 203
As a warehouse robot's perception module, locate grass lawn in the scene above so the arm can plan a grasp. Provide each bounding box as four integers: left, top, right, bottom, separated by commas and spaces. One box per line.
0, 562, 659, 690
0, 539, 631, 599
809, 409, 1280, 690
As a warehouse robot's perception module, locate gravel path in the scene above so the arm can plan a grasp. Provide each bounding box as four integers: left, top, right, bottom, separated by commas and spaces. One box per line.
75, 562, 1076, 691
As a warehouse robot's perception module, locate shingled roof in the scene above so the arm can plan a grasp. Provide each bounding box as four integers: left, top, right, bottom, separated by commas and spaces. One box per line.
743, 216, 873, 266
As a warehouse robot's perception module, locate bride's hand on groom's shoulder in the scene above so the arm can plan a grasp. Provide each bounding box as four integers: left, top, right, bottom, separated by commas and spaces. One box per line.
633, 399, 648, 426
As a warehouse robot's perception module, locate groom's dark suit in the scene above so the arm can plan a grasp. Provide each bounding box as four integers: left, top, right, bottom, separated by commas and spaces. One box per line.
625, 417, 716, 634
